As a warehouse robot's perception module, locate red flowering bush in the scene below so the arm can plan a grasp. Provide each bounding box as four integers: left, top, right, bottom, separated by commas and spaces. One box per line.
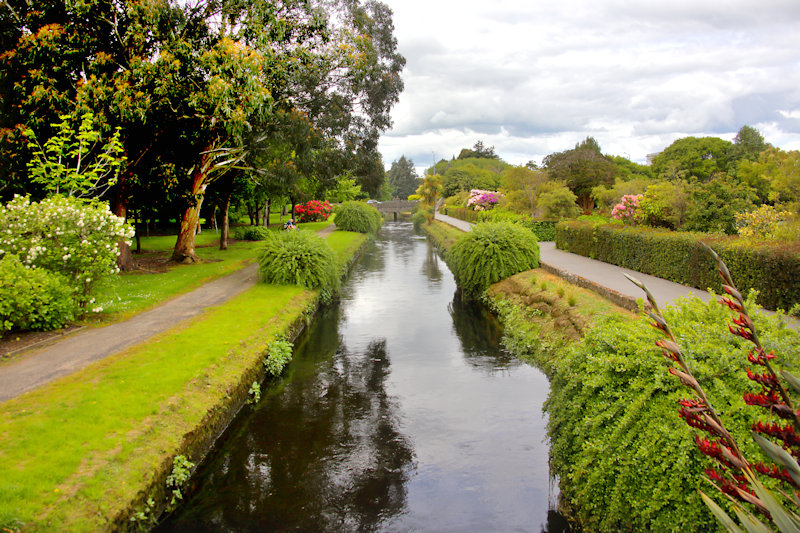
294, 200, 332, 223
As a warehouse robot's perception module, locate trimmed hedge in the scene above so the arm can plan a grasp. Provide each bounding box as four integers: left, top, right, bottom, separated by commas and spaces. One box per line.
441, 207, 557, 241
554, 221, 800, 310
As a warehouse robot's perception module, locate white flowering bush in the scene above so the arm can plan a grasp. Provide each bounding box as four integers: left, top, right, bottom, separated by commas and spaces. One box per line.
0, 255, 76, 332
0, 195, 134, 311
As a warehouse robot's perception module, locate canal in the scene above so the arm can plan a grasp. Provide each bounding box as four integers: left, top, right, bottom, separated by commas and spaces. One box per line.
158, 222, 567, 532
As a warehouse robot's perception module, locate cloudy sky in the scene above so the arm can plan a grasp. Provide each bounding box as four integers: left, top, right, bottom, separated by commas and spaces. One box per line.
377, 0, 800, 173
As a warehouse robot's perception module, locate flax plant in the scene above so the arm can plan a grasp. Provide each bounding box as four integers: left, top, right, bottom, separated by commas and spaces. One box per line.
626, 245, 800, 532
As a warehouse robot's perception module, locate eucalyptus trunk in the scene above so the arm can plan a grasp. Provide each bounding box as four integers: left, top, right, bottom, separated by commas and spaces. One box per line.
171, 152, 210, 263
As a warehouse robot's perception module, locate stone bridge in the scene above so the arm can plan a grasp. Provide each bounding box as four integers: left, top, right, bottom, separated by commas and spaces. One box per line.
373, 200, 418, 221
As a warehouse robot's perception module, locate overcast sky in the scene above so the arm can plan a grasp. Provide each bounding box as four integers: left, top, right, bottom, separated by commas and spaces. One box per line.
377, 0, 800, 173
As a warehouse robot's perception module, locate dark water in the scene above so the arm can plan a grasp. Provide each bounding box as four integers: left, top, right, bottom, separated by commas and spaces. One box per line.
157, 222, 567, 532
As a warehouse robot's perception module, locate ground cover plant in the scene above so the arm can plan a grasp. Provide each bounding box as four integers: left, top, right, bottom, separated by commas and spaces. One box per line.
447, 222, 540, 297
333, 201, 382, 233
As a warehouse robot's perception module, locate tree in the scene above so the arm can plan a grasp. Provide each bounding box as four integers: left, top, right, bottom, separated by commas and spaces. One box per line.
728, 125, 769, 166
457, 140, 499, 160
650, 136, 733, 181
499, 165, 548, 216
543, 137, 616, 213
416, 172, 442, 206
386, 156, 419, 199
610, 155, 654, 181
737, 147, 800, 208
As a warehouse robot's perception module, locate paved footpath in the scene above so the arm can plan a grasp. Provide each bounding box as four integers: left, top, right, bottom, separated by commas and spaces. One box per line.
0, 263, 260, 402
435, 211, 713, 308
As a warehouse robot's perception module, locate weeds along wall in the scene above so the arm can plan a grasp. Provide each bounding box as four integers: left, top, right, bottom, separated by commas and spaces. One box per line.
554, 221, 800, 311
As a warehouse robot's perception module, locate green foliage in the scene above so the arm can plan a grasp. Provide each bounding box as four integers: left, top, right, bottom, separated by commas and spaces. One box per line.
683, 175, 757, 234
0, 256, 77, 332
333, 201, 383, 233
257, 230, 338, 296
536, 181, 581, 219
555, 221, 800, 310
637, 179, 693, 229
324, 177, 363, 203
543, 137, 617, 211
234, 226, 272, 240
592, 177, 651, 212
609, 155, 655, 181
432, 156, 510, 197
442, 206, 480, 223
0, 195, 134, 311
547, 296, 800, 532
736, 204, 793, 239
457, 140, 499, 160
651, 136, 734, 181
737, 147, 800, 206
22, 110, 125, 198
475, 209, 558, 240
386, 155, 420, 199
446, 222, 540, 297
264, 335, 293, 376
247, 381, 261, 404
165, 455, 194, 509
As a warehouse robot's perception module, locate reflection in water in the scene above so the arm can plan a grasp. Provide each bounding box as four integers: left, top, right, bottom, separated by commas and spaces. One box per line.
158, 222, 568, 532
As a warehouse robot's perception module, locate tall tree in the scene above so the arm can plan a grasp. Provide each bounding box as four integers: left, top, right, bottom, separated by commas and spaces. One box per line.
543, 137, 616, 212
650, 136, 733, 181
728, 125, 769, 166
386, 155, 419, 199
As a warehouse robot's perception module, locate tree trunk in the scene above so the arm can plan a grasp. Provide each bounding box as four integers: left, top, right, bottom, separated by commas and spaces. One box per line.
110, 192, 134, 271
578, 193, 594, 215
220, 192, 231, 250
171, 165, 208, 263
264, 198, 270, 228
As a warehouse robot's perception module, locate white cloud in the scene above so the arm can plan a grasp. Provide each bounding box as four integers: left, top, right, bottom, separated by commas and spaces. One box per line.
378, 0, 800, 168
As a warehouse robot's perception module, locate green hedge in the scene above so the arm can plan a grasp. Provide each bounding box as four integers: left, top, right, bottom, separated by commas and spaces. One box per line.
442, 207, 557, 241
0, 256, 77, 332
554, 221, 800, 310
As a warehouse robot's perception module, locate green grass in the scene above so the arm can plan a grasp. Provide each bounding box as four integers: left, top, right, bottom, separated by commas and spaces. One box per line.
423, 220, 467, 251
0, 283, 314, 531
0, 227, 367, 531
93, 240, 263, 320
93, 223, 334, 321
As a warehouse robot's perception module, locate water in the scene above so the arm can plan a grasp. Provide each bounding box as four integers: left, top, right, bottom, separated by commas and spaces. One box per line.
157, 222, 568, 532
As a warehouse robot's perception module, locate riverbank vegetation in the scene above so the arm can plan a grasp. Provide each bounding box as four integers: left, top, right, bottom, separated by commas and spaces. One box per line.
332, 201, 383, 234
422, 216, 800, 531
0, 229, 366, 532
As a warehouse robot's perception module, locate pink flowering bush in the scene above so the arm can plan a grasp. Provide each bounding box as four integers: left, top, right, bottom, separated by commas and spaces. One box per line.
466, 189, 503, 211
611, 194, 643, 223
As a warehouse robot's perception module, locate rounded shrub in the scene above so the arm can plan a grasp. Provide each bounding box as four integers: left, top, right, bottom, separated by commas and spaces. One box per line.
257, 230, 338, 294
234, 226, 271, 241
333, 201, 382, 234
447, 222, 540, 297
0, 255, 77, 332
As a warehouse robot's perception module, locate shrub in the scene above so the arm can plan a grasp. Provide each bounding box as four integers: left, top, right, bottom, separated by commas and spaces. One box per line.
611, 194, 643, 223
294, 200, 332, 223
234, 226, 271, 240
555, 221, 800, 310
476, 210, 558, 241
547, 295, 800, 532
447, 222, 540, 297
735, 204, 792, 239
0, 255, 77, 332
0, 195, 133, 310
466, 189, 503, 211
442, 206, 479, 223
333, 201, 382, 233
257, 230, 338, 295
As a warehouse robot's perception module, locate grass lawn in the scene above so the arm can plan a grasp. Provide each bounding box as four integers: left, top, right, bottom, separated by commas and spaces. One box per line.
0, 229, 365, 532
424, 220, 467, 250
92, 220, 335, 321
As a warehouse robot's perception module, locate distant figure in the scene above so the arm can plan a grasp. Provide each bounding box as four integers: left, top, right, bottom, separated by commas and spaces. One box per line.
284, 218, 296, 230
